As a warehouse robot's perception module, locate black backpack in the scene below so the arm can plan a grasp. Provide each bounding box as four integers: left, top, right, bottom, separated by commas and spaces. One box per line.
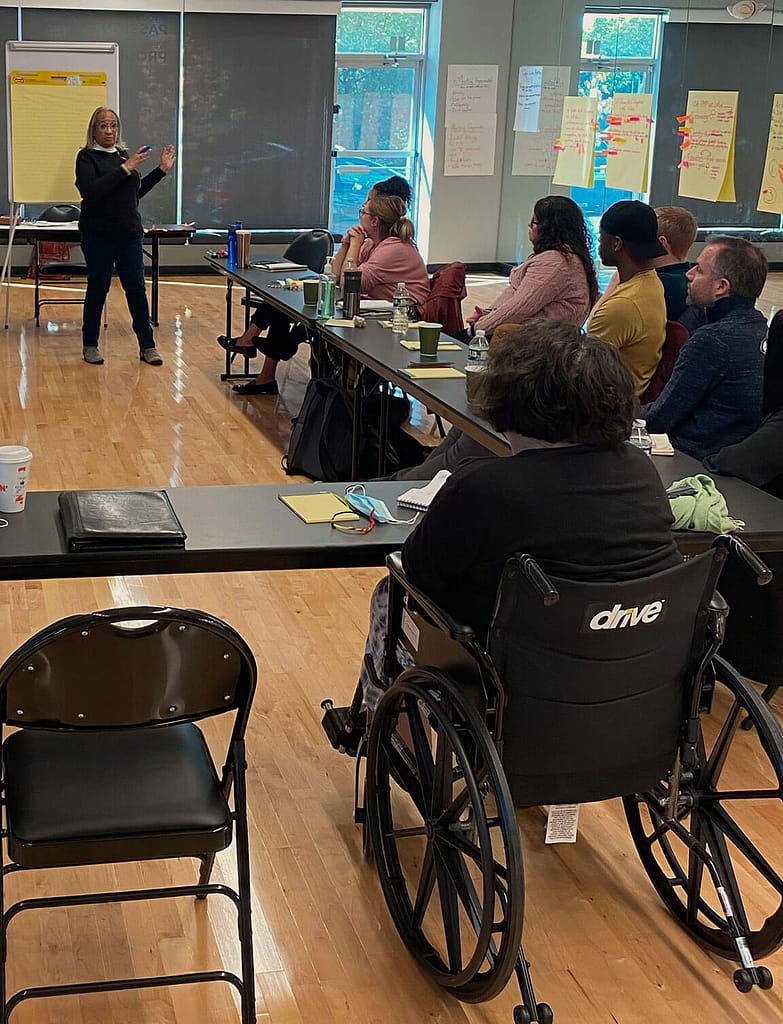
283, 379, 430, 481
283, 378, 354, 480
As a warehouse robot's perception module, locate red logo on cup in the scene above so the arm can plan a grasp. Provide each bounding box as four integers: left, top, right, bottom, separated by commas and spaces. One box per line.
15, 494, 24, 504
0, 484, 6, 492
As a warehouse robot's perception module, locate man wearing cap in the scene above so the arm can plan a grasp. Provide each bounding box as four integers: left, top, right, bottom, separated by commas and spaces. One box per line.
642, 236, 767, 460
588, 201, 667, 395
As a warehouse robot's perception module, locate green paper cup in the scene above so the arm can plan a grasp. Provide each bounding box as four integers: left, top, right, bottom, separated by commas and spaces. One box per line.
418, 322, 442, 355
302, 279, 319, 305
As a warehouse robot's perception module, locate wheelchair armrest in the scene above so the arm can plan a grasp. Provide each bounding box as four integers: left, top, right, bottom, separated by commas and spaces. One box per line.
386, 551, 476, 642
712, 534, 773, 586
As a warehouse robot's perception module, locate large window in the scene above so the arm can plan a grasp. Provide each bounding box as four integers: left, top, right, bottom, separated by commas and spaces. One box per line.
571, 9, 666, 224
331, 5, 427, 235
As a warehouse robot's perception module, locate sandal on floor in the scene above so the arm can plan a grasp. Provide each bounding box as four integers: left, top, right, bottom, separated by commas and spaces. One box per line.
217, 335, 258, 357
232, 380, 279, 396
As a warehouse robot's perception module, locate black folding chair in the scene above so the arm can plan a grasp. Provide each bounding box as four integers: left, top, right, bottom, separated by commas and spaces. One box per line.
0, 605, 257, 1023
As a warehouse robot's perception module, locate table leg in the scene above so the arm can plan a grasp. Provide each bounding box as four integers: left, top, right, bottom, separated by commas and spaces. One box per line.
377, 382, 390, 478
352, 361, 363, 480
151, 236, 160, 326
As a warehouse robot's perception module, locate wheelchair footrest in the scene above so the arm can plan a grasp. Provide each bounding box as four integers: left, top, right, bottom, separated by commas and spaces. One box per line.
321, 701, 366, 757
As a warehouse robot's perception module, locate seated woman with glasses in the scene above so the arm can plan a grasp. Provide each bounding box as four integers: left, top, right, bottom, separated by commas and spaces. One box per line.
466, 195, 598, 337
218, 188, 427, 397
330, 193, 430, 305
359, 321, 680, 710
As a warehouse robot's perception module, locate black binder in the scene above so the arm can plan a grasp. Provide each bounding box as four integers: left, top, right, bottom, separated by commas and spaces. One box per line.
58, 489, 187, 551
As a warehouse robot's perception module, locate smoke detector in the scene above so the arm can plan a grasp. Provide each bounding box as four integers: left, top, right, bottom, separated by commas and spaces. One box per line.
726, 2, 767, 18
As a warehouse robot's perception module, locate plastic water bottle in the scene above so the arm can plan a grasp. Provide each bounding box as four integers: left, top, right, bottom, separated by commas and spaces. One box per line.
630, 418, 653, 456
227, 221, 241, 267
392, 282, 410, 335
468, 328, 489, 365
317, 257, 336, 320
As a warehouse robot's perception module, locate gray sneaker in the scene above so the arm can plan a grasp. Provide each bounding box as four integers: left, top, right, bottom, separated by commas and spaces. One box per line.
83, 347, 104, 365
140, 346, 163, 366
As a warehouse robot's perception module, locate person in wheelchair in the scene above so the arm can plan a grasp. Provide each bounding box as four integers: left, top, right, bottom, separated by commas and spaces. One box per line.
359, 320, 681, 711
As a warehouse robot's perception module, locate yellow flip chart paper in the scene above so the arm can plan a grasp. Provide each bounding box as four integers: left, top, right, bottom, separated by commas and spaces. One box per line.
552, 96, 598, 189
757, 94, 783, 215
10, 70, 108, 204
604, 93, 653, 192
677, 91, 738, 204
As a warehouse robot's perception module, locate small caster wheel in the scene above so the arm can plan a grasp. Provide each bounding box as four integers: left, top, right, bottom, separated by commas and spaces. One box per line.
740, 716, 754, 732
734, 968, 754, 993
536, 1004, 554, 1024
757, 966, 774, 990
513, 1006, 531, 1024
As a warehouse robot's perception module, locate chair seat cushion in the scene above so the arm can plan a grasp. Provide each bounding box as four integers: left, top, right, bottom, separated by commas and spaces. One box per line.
3, 723, 232, 868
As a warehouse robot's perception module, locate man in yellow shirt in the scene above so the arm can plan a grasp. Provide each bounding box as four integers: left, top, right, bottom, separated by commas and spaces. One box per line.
588, 201, 667, 395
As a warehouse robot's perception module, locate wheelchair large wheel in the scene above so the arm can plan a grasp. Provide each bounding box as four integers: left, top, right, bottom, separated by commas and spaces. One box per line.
624, 655, 783, 961
366, 667, 524, 1003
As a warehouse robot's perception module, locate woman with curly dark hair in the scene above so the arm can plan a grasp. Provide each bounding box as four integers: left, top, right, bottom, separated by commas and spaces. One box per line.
361, 321, 680, 707
469, 195, 597, 336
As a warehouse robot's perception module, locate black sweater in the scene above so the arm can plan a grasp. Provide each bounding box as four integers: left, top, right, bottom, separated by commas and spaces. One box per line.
75, 148, 166, 238
401, 444, 681, 639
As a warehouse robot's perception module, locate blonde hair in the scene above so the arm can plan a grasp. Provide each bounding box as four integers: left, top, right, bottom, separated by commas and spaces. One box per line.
655, 206, 698, 261
364, 194, 415, 244
86, 107, 126, 150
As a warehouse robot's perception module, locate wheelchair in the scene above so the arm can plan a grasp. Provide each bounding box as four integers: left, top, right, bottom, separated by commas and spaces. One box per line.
322, 536, 783, 1023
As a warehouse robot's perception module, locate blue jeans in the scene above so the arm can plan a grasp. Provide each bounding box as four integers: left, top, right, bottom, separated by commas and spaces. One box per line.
80, 233, 154, 349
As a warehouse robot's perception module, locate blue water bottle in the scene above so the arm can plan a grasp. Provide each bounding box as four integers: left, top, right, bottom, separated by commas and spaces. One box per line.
227, 221, 241, 267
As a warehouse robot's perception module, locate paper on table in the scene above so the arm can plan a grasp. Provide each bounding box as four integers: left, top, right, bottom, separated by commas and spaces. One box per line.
278, 492, 359, 525
399, 339, 462, 351
401, 367, 466, 380
250, 260, 308, 271
651, 433, 674, 456
324, 318, 356, 328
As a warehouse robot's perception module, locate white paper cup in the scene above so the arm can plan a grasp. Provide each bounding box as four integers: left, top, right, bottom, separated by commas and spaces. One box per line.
0, 445, 32, 512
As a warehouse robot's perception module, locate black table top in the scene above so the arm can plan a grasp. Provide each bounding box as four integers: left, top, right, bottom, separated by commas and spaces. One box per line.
0, 482, 417, 581
2, 223, 196, 241
1, 457, 783, 582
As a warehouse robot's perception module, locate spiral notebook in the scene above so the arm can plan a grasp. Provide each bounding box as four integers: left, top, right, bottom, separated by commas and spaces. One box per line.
396, 470, 451, 511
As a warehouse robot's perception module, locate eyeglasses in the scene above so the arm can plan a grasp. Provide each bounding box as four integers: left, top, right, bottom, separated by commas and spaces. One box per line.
97, 122, 118, 131
529, 218, 539, 228
358, 206, 368, 217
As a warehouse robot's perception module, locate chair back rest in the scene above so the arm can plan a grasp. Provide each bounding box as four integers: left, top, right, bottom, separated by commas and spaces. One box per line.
40, 204, 81, 222
719, 549, 783, 685
420, 261, 467, 337
0, 606, 257, 731
639, 319, 690, 404
284, 229, 334, 273
488, 550, 722, 805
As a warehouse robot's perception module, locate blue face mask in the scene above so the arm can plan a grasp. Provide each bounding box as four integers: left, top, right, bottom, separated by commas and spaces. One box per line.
343, 486, 417, 525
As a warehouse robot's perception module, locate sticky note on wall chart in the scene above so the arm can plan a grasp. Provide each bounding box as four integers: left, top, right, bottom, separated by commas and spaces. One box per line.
677, 90, 738, 204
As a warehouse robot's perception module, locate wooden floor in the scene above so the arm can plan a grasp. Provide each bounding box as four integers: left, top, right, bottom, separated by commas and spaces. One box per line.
0, 271, 782, 1024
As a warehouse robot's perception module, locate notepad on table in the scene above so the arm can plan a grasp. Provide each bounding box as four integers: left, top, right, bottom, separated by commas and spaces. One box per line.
397, 470, 452, 512
250, 260, 308, 272
400, 367, 466, 380
651, 433, 674, 456
278, 492, 359, 524
399, 339, 462, 351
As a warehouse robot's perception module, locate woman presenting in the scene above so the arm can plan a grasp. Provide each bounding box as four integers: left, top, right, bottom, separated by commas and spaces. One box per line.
75, 107, 174, 366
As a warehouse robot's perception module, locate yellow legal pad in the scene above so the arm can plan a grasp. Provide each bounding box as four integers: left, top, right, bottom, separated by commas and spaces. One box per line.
400, 367, 466, 380
399, 340, 462, 351
278, 492, 359, 524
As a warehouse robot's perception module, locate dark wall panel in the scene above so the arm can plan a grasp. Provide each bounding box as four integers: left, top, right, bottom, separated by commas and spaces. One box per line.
22, 8, 180, 224
651, 22, 783, 229
0, 10, 20, 209
182, 12, 335, 229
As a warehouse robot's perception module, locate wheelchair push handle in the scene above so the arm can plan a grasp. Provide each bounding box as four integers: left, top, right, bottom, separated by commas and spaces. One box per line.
713, 535, 773, 586
517, 555, 560, 606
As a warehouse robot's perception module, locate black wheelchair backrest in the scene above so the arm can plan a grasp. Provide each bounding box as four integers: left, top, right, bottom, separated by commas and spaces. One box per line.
0, 606, 257, 730
489, 550, 722, 806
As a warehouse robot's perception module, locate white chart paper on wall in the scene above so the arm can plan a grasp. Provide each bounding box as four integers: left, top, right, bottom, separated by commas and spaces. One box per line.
444, 64, 498, 177
514, 65, 543, 132
511, 66, 570, 176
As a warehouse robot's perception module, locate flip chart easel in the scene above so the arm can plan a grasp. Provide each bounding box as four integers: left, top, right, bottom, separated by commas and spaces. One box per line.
2, 41, 119, 327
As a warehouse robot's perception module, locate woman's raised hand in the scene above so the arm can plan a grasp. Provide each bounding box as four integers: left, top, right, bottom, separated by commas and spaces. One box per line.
124, 147, 151, 172
159, 144, 175, 173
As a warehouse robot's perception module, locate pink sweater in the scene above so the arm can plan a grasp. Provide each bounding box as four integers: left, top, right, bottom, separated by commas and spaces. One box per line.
358, 236, 430, 306
475, 249, 591, 333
